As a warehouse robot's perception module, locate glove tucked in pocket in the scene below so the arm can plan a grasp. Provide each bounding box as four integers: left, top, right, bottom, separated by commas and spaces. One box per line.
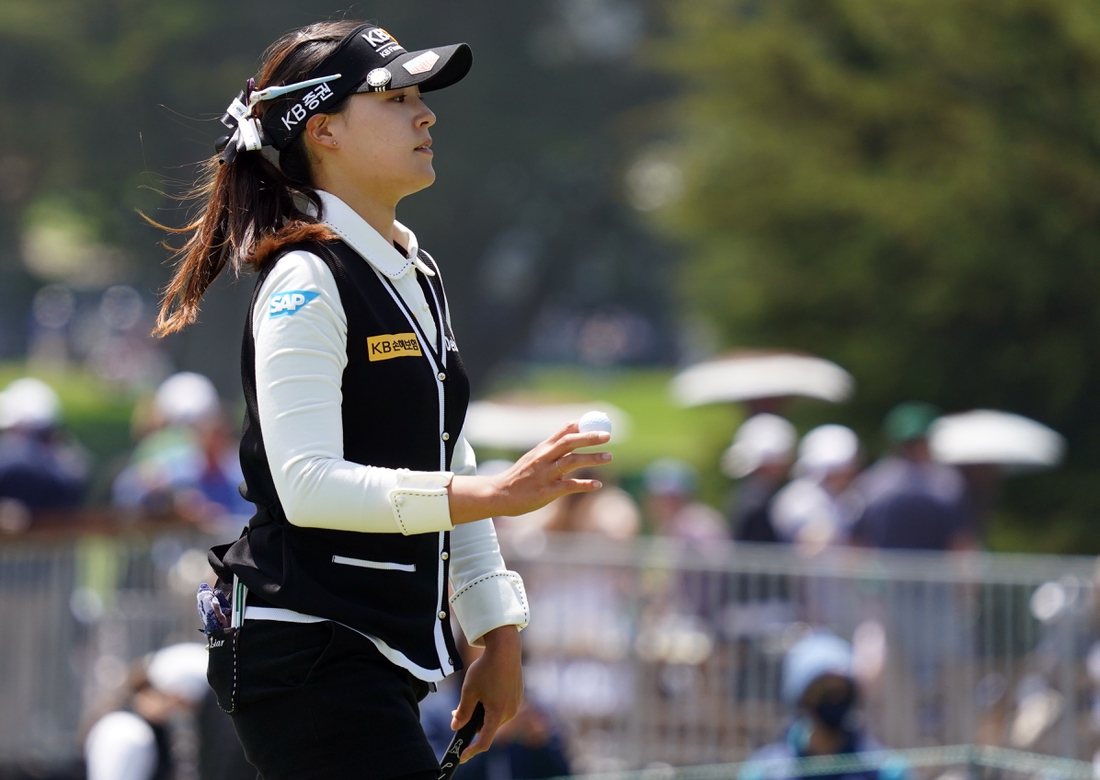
206, 626, 241, 715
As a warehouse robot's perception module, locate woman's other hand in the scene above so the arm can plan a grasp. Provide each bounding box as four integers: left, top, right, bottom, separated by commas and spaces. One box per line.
450, 625, 522, 762
448, 421, 611, 524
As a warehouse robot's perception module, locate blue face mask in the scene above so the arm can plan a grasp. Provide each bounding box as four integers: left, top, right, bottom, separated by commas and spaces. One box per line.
803, 676, 857, 731
812, 694, 854, 730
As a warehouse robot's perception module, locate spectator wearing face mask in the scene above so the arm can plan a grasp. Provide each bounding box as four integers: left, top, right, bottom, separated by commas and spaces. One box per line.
739, 633, 909, 780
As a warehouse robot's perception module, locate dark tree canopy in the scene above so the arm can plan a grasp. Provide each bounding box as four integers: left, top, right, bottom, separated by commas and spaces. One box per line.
658, 0, 1100, 550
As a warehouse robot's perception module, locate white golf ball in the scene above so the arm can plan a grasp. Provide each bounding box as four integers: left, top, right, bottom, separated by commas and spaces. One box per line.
578, 411, 613, 436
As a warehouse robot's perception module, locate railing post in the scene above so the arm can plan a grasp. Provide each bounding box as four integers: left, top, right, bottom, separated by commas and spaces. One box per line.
1059, 610, 1077, 759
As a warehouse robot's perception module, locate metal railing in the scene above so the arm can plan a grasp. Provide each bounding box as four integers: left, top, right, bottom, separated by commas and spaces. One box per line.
556, 745, 1097, 780
502, 533, 1100, 773
1, 527, 1098, 775
0, 524, 222, 772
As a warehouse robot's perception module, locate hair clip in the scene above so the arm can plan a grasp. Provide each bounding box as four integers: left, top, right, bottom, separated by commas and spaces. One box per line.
247, 73, 342, 108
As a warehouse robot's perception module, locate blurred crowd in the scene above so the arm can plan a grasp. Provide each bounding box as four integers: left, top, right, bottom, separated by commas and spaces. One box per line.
490, 400, 989, 558
0, 361, 1045, 555
724, 403, 978, 553
0, 371, 250, 533
0, 373, 1079, 780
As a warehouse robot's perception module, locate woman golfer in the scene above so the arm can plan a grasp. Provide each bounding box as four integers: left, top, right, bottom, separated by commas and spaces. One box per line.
154, 20, 611, 780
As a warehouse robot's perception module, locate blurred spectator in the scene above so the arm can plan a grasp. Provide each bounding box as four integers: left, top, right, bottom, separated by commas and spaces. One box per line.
0, 377, 88, 514
454, 702, 571, 780
84, 643, 253, 780
526, 467, 640, 539
849, 402, 976, 551
644, 458, 727, 540
723, 414, 796, 542
771, 426, 862, 548
112, 372, 250, 528
644, 459, 727, 622
738, 633, 909, 780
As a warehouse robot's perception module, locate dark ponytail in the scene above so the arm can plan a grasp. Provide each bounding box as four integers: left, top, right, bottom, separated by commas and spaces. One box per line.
153, 20, 364, 336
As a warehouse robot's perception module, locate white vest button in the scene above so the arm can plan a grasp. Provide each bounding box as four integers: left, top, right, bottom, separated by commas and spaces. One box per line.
438, 611, 448, 620
441, 552, 449, 560
438, 372, 446, 381
441, 432, 450, 441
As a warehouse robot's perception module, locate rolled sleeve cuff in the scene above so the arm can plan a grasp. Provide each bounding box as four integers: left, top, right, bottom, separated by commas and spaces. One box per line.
389, 470, 454, 535
449, 570, 530, 647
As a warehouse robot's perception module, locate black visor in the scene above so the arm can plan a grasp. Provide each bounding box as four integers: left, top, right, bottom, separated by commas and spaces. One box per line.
258, 24, 472, 151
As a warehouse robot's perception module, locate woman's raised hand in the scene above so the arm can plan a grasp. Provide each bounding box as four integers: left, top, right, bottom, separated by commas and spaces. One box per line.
448, 421, 612, 525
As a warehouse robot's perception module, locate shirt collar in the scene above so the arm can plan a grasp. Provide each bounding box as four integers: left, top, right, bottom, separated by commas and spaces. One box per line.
313, 190, 434, 279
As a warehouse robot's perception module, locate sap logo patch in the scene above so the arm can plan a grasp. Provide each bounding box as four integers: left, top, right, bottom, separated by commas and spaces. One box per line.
269, 290, 320, 318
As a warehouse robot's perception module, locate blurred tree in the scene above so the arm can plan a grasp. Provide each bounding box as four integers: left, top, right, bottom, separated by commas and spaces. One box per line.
0, 0, 677, 402
657, 0, 1100, 550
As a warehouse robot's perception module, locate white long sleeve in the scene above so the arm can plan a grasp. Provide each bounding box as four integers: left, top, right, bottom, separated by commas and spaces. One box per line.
444, 432, 530, 644
449, 519, 529, 645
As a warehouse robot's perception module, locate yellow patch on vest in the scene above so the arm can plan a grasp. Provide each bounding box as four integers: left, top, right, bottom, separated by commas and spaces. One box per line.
367, 333, 423, 361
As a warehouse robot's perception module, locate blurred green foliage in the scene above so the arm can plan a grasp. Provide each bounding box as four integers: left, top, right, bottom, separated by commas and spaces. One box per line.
657, 0, 1100, 551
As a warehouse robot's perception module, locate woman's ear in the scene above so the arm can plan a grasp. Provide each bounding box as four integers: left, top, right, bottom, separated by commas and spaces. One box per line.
304, 113, 339, 150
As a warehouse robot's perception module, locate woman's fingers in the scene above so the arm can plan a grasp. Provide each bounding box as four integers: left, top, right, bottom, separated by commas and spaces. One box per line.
546, 420, 580, 443
451, 695, 477, 731
546, 430, 611, 460
461, 712, 504, 762
554, 478, 603, 496
554, 450, 613, 476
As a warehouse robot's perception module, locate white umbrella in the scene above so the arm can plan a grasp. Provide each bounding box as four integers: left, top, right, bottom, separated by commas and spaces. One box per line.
464, 400, 630, 451
671, 352, 854, 407
930, 410, 1065, 472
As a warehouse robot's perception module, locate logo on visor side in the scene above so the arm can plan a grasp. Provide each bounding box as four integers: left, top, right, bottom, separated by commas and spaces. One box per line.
403, 51, 440, 75
278, 83, 336, 134
363, 28, 403, 59
269, 290, 320, 317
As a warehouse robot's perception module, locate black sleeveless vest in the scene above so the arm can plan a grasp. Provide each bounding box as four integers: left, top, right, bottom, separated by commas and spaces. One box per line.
212, 240, 470, 679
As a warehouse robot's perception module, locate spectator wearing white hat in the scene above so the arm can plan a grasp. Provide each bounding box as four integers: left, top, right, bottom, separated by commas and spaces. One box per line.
0, 377, 88, 515
739, 632, 910, 780
770, 425, 862, 548
723, 414, 796, 542
112, 372, 251, 526
84, 642, 255, 780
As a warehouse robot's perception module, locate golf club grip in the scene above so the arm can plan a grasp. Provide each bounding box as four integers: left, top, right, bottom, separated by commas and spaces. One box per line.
437, 701, 485, 780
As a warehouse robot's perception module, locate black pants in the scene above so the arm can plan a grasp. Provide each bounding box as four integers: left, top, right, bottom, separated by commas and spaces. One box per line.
225, 620, 440, 780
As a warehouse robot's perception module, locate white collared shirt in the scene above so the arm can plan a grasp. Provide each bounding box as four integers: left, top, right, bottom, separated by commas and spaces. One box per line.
251, 190, 528, 651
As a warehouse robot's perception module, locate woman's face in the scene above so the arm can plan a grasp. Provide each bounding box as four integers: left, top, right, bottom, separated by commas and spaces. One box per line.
310, 86, 437, 204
